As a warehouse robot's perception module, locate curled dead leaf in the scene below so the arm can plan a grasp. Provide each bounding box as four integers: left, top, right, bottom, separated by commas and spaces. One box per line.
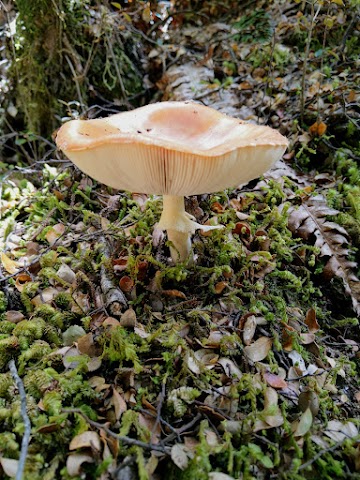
120, 308, 136, 328
5, 311, 25, 324
119, 276, 134, 292
1, 252, 20, 274
0, 458, 18, 478
66, 454, 94, 477
45, 223, 65, 245
171, 444, 189, 471
293, 408, 313, 437
214, 281, 228, 294
14, 274, 32, 292
263, 372, 288, 389
305, 308, 320, 333
69, 431, 101, 452
244, 337, 272, 363
242, 315, 257, 345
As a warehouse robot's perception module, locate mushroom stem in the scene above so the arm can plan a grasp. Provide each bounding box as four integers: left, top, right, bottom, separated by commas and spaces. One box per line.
167, 228, 193, 264
158, 195, 192, 263
158, 195, 223, 264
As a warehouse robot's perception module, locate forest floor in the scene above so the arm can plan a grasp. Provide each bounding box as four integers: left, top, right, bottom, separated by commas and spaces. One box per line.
0, 1, 360, 479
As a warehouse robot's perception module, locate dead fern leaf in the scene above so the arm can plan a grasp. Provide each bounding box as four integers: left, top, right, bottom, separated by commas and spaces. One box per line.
288, 194, 360, 315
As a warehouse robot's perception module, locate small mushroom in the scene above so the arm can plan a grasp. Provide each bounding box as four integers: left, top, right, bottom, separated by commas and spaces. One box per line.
56, 102, 288, 263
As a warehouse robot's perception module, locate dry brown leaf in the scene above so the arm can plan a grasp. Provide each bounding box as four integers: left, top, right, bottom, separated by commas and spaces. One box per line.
171, 444, 189, 471
242, 315, 257, 345
45, 223, 65, 245
205, 330, 223, 348
66, 454, 94, 477
305, 308, 320, 333
298, 390, 320, 416
69, 431, 102, 452
5, 311, 25, 323
112, 388, 127, 420
119, 276, 134, 292
0, 252, 20, 274
244, 337, 272, 362
309, 121, 327, 136
14, 274, 32, 292
0, 458, 18, 478
288, 195, 360, 315
120, 308, 136, 328
324, 420, 358, 442
263, 372, 288, 389
77, 333, 101, 357
293, 408, 313, 437
138, 413, 161, 444
31, 287, 59, 306
162, 289, 187, 299
209, 473, 235, 480
214, 281, 228, 294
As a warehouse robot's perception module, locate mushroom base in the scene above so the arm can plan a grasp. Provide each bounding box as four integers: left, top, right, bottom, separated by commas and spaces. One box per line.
158, 195, 222, 264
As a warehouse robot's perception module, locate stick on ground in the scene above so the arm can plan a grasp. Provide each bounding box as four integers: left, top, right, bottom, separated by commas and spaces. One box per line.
8, 359, 31, 480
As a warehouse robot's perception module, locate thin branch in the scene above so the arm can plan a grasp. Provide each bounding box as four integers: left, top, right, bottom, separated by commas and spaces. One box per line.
62, 408, 170, 454
8, 360, 31, 480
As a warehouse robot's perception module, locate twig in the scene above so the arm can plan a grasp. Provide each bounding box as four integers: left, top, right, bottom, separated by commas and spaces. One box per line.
163, 413, 203, 444
137, 408, 181, 442
62, 408, 170, 454
298, 436, 358, 471
8, 360, 31, 480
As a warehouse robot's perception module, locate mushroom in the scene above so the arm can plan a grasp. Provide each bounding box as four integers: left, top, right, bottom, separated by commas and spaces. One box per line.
56, 101, 288, 263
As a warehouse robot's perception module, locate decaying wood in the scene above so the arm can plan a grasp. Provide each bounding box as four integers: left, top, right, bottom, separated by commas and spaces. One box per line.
99, 236, 127, 315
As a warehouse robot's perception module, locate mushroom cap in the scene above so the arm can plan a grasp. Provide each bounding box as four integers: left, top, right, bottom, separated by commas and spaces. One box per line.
56, 101, 288, 196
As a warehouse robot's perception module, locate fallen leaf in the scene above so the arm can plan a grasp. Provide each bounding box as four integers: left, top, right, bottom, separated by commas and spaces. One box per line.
69, 431, 102, 452
14, 274, 32, 292
1, 252, 20, 274
31, 287, 60, 306
244, 337, 272, 362
242, 315, 257, 345
77, 333, 100, 357
112, 388, 127, 420
298, 390, 320, 416
324, 420, 358, 442
214, 281, 228, 294
309, 121, 327, 136
294, 408, 313, 437
66, 454, 94, 477
45, 223, 65, 245
305, 308, 320, 333
119, 276, 134, 292
0, 458, 18, 478
171, 444, 189, 470
120, 308, 136, 328
5, 311, 25, 323
162, 289, 187, 299
209, 474, 237, 480
263, 372, 288, 389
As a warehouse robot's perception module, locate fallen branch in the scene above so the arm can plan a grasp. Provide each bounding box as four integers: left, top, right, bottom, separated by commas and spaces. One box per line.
8, 359, 31, 480
62, 408, 170, 454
